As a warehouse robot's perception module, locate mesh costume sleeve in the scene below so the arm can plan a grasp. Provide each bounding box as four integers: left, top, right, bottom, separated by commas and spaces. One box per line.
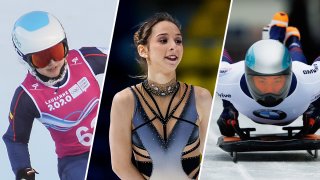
2, 86, 40, 175
79, 47, 108, 75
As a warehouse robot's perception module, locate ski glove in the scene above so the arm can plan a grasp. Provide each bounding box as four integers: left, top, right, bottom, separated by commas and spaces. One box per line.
16, 167, 38, 180
303, 104, 320, 134
217, 106, 239, 137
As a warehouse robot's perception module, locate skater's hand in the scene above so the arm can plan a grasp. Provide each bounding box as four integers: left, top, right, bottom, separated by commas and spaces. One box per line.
16, 167, 38, 180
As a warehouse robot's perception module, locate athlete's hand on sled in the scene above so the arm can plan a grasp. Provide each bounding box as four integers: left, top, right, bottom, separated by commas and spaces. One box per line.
295, 104, 320, 137
16, 167, 38, 180
217, 107, 239, 137
302, 104, 320, 134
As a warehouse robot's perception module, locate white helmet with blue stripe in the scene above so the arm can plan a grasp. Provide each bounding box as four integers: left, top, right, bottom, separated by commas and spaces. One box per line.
12, 11, 68, 64
245, 39, 292, 107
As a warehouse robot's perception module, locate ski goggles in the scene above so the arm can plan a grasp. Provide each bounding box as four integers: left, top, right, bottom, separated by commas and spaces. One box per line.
29, 42, 66, 68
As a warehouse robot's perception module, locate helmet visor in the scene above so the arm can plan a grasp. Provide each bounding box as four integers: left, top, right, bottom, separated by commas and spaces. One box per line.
251, 75, 287, 95
30, 42, 66, 68
246, 72, 291, 107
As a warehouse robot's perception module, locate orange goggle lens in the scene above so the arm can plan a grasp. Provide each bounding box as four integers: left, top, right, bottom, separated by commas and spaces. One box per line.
31, 42, 65, 68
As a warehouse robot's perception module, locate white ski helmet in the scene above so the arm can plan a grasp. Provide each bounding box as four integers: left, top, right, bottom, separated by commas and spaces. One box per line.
245, 39, 292, 107
12, 11, 68, 67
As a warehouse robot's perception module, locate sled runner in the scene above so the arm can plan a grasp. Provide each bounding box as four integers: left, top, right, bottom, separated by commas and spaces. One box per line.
217, 126, 320, 162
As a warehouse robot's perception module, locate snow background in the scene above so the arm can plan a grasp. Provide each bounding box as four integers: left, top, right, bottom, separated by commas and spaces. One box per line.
0, 0, 118, 179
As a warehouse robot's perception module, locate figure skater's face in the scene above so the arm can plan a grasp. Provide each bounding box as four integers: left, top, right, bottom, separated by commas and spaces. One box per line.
139, 21, 183, 73
36, 58, 66, 78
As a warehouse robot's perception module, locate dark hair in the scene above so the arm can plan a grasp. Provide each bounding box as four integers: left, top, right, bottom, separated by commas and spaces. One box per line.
133, 12, 182, 78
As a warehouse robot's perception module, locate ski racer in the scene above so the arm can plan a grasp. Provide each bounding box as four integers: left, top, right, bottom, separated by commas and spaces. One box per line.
3, 11, 107, 180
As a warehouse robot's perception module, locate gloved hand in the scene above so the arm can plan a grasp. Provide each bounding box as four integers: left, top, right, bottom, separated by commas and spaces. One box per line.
302, 104, 320, 134
16, 167, 38, 180
217, 106, 239, 137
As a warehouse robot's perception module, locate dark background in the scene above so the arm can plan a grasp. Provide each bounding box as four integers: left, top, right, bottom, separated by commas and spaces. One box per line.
86, 0, 230, 179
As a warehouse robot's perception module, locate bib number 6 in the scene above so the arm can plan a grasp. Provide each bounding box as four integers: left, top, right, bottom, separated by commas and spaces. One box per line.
76, 118, 96, 146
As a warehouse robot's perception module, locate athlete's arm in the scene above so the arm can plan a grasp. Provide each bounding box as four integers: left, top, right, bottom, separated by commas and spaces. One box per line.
109, 88, 145, 180
298, 58, 320, 102
222, 49, 234, 63
306, 97, 320, 113
194, 86, 212, 154
217, 49, 241, 106
79, 47, 108, 75
287, 39, 307, 63
2, 87, 40, 176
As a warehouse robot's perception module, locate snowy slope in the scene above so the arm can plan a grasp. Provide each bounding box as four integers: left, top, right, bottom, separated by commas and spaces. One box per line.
0, 0, 118, 179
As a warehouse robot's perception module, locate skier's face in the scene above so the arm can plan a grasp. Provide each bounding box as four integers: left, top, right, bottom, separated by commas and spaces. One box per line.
252, 75, 286, 94
36, 58, 66, 78
139, 21, 183, 74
